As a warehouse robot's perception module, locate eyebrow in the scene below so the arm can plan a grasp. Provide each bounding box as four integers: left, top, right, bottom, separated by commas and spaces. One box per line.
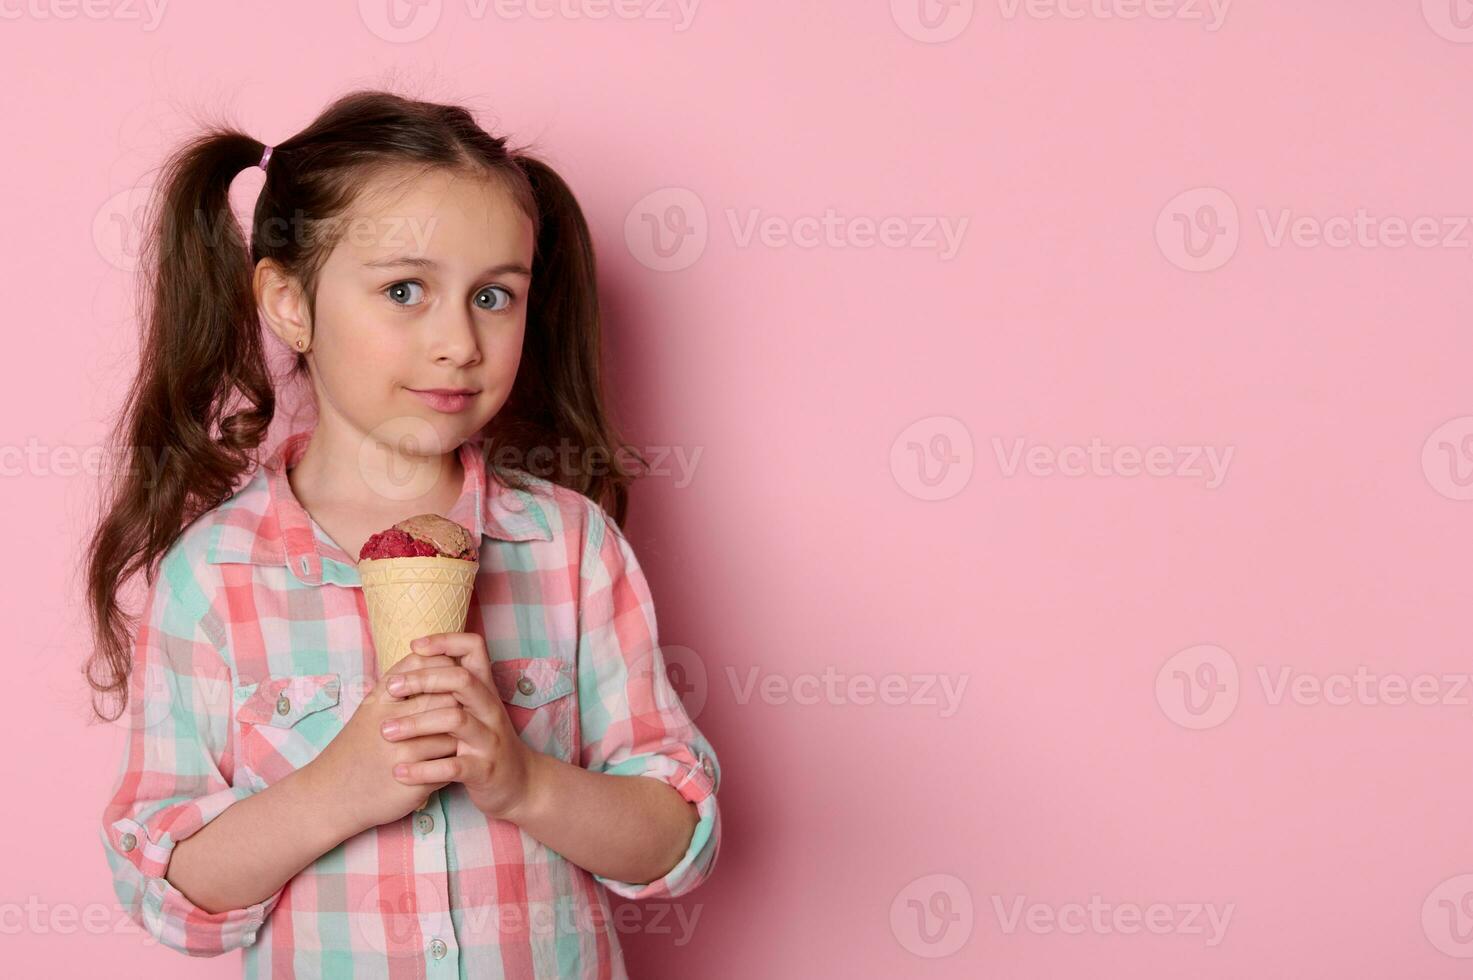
362, 256, 532, 278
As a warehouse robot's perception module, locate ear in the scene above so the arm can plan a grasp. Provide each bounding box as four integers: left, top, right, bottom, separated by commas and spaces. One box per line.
253, 258, 311, 351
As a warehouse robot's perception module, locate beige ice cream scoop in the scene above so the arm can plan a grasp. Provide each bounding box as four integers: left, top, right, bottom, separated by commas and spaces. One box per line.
392, 514, 477, 560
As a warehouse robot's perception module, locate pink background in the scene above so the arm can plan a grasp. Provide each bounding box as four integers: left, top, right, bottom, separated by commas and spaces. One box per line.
6, 1, 1473, 976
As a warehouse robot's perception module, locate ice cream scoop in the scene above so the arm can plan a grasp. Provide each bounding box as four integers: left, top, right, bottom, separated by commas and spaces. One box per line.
359, 513, 478, 561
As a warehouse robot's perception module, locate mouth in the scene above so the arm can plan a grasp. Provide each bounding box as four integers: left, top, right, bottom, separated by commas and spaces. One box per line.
407, 387, 481, 413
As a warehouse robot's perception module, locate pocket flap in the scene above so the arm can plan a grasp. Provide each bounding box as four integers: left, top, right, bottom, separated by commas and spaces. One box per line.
237, 673, 342, 727
491, 658, 574, 709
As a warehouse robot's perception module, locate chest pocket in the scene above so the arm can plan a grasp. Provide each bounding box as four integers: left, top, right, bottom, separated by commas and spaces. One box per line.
234, 673, 344, 789
490, 658, 576, 763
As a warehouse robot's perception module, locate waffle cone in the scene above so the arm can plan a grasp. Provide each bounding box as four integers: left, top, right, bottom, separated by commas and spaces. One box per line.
358, 556, 478, 675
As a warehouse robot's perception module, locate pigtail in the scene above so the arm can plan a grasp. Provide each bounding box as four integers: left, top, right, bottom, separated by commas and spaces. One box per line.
84, 130, 276, 721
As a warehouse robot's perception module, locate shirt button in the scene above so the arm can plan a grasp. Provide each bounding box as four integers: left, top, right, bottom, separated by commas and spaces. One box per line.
429, 938, 448, 959
516, 677, 536, 696
415, 812, 435, 834
119, 832, 137, 852
276, 695, 291, 716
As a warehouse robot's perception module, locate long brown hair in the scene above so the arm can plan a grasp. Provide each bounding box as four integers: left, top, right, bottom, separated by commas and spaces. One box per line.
84, 89, 645, 722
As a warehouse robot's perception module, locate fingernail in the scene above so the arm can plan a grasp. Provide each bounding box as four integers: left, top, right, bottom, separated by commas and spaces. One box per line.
394, 764, 409, 778
381, 720, 399, 737
387, 676, 406, 694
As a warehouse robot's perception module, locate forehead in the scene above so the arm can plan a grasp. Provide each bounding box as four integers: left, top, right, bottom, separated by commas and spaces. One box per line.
335, 166, 534, 267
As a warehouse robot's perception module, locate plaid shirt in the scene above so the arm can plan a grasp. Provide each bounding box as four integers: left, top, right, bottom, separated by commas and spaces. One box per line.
99, 430, 721, 978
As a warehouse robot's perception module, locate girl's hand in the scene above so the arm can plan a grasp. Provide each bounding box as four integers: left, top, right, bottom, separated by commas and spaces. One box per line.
379, 633, 539, 822
304, 653, 462, 835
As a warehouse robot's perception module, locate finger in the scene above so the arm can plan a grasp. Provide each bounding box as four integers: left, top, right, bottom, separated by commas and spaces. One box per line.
395, 755, 464, 784
381, 705, 483, 742
385, 666, 499, 719
386, 652, 456, 676
401, 733, 459, 760
411, 634, 492, 686
379, 654, 456, 701
392, 692, 459, 717
410, 632, 477, 655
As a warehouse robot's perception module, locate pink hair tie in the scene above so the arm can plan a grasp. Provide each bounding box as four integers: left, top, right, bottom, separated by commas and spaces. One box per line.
258, 145, 273, 170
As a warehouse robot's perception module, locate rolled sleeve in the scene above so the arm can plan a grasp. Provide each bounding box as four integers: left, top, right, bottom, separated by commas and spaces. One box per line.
575, 505, 723, 901
98, 548, 284, 956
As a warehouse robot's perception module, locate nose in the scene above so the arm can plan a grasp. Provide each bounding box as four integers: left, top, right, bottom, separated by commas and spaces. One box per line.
429, 306, 481, 367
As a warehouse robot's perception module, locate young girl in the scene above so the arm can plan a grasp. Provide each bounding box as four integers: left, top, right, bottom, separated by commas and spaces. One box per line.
86, 90, 721, 977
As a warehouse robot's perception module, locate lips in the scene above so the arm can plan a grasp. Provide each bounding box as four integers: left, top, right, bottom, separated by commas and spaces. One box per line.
408, 388, 480, 413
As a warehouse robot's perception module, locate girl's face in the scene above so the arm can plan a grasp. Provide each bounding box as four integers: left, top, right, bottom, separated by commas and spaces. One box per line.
289, 167, 535, 466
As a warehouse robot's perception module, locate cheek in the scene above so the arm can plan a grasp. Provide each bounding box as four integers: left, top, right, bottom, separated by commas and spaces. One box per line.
313, 300, 413, 400
479, 323, 525, 386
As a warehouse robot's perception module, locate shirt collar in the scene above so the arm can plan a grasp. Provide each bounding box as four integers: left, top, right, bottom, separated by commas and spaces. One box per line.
216, 429, 551, 587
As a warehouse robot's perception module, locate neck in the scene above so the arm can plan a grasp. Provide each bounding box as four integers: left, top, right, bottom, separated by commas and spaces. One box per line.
290, 424, 464, 517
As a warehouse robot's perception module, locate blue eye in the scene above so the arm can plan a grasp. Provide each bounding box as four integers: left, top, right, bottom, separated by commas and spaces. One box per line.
385, 281, 425, 306
475, 286, 513, 312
